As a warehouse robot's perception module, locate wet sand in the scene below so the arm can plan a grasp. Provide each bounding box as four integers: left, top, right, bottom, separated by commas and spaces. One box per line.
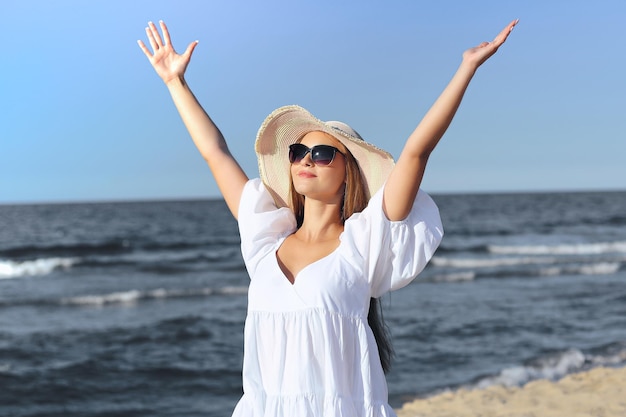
396, 366, 626, 417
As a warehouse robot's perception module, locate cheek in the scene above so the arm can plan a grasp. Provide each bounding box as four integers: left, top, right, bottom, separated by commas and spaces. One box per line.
330, 166, 347, 192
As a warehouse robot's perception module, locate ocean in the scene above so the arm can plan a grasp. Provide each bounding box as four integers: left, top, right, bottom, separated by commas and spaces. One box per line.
1, 190, 625, 416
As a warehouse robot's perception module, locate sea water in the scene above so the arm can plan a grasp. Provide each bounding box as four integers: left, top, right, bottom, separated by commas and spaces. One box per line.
1, 191, 625, 416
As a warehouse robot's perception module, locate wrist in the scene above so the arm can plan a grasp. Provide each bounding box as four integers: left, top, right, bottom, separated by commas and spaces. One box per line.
458, 60, 479, 75
165, 75, 187, 89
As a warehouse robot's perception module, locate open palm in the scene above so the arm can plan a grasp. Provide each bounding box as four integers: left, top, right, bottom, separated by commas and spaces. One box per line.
138, 21, 198, 84
463, 19, 518, 69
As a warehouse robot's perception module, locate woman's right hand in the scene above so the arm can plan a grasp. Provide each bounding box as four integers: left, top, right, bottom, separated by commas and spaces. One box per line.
137, 20, 248, 219
137, 21, 198, 85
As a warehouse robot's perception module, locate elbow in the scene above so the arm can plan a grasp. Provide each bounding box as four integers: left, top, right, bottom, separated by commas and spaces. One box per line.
413, 146, 434, 161
382, 199, 412, 222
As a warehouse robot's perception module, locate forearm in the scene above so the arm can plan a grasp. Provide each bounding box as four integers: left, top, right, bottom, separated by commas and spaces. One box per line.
165, 76, 248, 217
166, 76, 229, 161
383, 20, 516, 221
383, 62, 478, 221
404, 61, 477, 159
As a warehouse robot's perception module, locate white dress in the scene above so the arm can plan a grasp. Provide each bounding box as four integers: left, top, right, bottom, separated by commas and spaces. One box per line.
232, 179, 443, 417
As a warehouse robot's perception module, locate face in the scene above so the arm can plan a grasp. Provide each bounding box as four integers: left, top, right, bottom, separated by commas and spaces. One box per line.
290, 131, 346, 204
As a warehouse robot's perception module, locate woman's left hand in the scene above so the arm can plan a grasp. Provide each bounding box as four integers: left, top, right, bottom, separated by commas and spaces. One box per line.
383, 19, 518, 221
462, 19, 518, 70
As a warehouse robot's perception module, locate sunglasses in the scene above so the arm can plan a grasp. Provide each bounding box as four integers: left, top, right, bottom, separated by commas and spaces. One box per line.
288, 143, 344, 166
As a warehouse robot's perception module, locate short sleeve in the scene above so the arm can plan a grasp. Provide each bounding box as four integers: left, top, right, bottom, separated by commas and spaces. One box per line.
238, 179, 297, 278
342, 185, 443, 298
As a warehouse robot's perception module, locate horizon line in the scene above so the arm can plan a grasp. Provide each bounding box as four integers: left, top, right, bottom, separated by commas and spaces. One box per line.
2, 186, 625, 207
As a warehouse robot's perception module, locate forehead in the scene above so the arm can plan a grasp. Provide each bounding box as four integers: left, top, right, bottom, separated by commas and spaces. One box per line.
299, 131, 340, 147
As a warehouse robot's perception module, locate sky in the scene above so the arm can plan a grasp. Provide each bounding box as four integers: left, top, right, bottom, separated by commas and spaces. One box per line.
1, 0, 625, 204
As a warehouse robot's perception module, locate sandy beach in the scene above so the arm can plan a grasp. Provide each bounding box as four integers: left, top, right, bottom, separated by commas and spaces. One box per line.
396, 366, 626, 417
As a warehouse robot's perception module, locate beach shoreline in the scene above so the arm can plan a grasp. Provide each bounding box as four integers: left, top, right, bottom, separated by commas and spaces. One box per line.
395, 366, 626, 417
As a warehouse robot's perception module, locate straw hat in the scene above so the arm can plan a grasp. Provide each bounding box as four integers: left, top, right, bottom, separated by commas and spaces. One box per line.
255, 105, 395, 208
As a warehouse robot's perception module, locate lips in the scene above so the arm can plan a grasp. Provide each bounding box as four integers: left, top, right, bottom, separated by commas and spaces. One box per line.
297, 170, 316, 178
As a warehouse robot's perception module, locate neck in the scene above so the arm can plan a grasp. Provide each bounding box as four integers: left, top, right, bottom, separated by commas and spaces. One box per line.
296, 198, 343, 242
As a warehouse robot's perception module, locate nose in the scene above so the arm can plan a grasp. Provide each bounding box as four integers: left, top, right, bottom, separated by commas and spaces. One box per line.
299, 152, 313, 166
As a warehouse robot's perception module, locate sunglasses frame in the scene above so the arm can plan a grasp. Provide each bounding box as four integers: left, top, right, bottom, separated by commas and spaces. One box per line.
288, 143, 344, 166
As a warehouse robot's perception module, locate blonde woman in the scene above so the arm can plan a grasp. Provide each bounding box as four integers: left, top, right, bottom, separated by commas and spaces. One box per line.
139, 18, 517, 417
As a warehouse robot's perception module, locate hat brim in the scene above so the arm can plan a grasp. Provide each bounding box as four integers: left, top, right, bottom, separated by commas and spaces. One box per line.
255, 105, 395, 208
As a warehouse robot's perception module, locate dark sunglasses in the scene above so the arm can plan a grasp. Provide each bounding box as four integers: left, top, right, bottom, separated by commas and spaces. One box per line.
288, 143, 344, 166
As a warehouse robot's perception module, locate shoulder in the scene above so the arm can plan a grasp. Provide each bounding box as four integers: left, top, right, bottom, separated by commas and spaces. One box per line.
238, 178, 296, 240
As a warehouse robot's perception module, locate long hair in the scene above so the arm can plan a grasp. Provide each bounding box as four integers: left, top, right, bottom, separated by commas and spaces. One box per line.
288, 136, 394, 373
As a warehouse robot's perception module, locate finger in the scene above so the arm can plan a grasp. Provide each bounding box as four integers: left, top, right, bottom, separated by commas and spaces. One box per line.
492, 19, 518, 46
148, 21, 164, 48
183, 40, 199, 59
159, 21, 172, 47
137, 39, 153, 58
145, 25, 159, 51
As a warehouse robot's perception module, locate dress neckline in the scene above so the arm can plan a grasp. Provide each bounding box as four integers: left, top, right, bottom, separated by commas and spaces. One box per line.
274, 234, 343, 285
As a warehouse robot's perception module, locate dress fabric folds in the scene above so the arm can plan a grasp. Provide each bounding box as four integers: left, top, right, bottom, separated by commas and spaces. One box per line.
232, 178, 443, 417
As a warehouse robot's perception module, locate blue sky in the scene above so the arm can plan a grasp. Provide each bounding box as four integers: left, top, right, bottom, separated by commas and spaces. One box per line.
2, 0, 625, 204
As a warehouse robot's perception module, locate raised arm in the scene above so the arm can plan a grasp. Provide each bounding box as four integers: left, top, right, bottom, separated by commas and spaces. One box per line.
138, 21, 248, 218
383, 19, 518, 221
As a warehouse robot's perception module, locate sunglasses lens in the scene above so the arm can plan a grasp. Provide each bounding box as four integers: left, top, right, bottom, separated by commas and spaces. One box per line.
288, 144, 339, 166
310, 146, 336, 166
288, 144, 308, 163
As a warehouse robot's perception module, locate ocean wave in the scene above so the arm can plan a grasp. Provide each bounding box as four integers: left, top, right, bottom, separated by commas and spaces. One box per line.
0, 241, 131, 259
59, 286, 248, 306
539, 262, 621, 276
0, 238, 240, 261
428, 272, 476, 282
0, 247, 244, 280
607, 215, 626, 225
431, 256, 558, 269
489, 241, 626, 255
434, 244, 489, 254
0, 257, 77, 279
424, 260, 622, 282
77, 247, 244, 270
471, 349, 586, 389
467, 344, 626, 391
587, 341, 626, 366
0, 363, 11, 374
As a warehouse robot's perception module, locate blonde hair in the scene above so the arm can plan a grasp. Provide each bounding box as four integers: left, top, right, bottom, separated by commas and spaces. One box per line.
287, 134, 394, 373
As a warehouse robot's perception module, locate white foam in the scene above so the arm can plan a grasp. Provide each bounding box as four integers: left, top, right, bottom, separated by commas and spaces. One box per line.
431, 256, 556, 269
588, 348, 626, 366
60, 286, 247, 306
472, 349, 586, 389
219, 286, 248, 295
489, 241, 626, 255
0, 257, 77, 279
148, 288, 169, 298
62, 290, 143, 306
431, 272, 476, 282
539, 262, 621, 277
578, 262, 621, 275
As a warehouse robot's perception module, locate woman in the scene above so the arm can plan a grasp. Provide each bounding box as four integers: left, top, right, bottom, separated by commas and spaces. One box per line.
138, 18, 517, 417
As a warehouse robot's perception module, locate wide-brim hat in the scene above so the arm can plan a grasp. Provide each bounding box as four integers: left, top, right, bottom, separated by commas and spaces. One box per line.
255, 105, 395, 208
